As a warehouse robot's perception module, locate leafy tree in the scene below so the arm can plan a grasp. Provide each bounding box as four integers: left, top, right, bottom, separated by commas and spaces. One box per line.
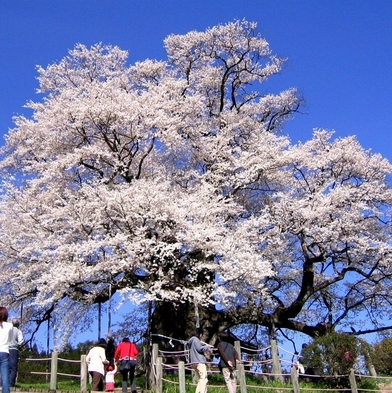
301, 332, 357, 377
0, 20, 391, 352
370, 337, 392, 375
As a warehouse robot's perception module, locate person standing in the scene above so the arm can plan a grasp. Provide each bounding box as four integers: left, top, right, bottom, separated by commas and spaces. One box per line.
105, 364, 117, 392
0, 307, 14, 393
86, 338, 109, 391
114, 337, 139, 393
187, 328, 212, 393
299, 343, 313, 374
217, 334, 240, 393
294, 352, 304, 374
106, 337, 116, 367
9, 318, 24, 387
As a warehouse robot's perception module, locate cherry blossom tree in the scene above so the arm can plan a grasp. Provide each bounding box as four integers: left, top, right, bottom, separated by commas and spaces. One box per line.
0, 20, 391, 349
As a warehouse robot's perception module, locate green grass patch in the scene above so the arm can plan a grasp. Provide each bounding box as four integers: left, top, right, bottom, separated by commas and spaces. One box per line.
17, 379, 82, 391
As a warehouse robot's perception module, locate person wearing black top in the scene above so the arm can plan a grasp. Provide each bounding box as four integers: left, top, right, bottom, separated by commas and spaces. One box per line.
217, 334, 240, 393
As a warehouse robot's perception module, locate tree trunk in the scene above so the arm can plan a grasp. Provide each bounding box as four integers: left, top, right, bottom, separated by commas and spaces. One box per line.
150, 301, 195, 343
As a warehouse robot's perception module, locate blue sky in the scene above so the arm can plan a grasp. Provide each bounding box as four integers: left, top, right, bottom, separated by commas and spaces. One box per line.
1, 1, 392, 159
1, 1, 392, 350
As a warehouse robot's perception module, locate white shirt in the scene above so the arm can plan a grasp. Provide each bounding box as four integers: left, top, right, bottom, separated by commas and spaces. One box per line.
105, 365, 117, 383
86, 346, 108, 375
9, 326, 24, 350
0, 322, 13, 353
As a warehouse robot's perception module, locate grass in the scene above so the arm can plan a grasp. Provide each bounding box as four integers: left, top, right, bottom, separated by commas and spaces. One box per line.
17, 379, 82, 391
16, 375, 146, 392
14, 372, 381, 393
162, 373, 297, 393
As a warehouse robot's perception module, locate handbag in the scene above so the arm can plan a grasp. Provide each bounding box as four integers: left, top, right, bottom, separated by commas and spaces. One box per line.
119, 342, 137, 372
120, 358, 132, 371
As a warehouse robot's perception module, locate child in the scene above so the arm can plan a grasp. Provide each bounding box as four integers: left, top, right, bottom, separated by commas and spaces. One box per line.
105, 364, 117, 392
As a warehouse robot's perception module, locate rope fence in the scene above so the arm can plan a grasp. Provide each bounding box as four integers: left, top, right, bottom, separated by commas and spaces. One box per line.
24, 352, 88, 391
150, 340, 392, 393
17, 335, 392, 393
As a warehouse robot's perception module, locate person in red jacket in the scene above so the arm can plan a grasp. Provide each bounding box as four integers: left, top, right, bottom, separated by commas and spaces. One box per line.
114, 337, 139, 393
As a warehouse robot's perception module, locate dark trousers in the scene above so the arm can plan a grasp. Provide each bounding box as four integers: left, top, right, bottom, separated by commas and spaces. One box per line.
9, 349, 19, 387
89, 371, 104, 391
120, 361, 136, 392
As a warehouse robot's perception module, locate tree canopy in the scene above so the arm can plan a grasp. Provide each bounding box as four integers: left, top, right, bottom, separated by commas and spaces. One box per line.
0, 20, 391, 347
370, 337, 392, 375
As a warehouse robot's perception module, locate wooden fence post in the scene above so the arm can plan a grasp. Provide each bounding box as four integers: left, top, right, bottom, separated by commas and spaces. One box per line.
150, 343, 159, 391
291, 367, 300, 393
50, 351, 58, 391
178, 360, 186, 393
80, 354, 88, 392
349, 369, 358, 393
234, 340, 247, 393
155, 357, 162, 393
237, 363, 247, 393
234, 340, 242, 359
270, 336, 283, 383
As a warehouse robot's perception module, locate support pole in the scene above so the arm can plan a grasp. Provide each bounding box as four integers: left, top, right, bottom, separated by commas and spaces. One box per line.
349, 369, 358, 393
291, 366, 300, 393
98, 303, 102, 340
150, 343, 159, 391
50, 351, 58, 391
178, 360, 186, 393
108, 284, 112, 334
80, 354, 88, 392
237, 363, 247, 393
270, 331, 283, 383
155, 357, 162, 393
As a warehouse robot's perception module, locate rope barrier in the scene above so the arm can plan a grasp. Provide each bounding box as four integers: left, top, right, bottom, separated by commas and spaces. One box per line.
280, 358, 295, 365
355, 374, 392, 379
277, 346, 298, 356
18, 335, 388, 393
245, 384, 293, 390
161, 377, 180, 385
245, 370, 291, 377
148, 332, 376, 376
151, 354, 389, 393
240, 345, 271, 353
30, 371, 81, 378
158, 349, 188, 356
299, 389, 351, 392
148, 329, 378, 388
353, 390, 388, 393
151, 333, 187, 345
25, 357, 51, 361
30, 372, 49, 375
159, 349, 187, 354
56, 372, 80, 378
57, 357, 80, 363
150, 330, 308, 381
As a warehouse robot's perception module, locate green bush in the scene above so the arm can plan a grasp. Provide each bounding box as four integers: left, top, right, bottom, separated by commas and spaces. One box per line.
357, 376, 379, 392
371, 338, 392, 375
301, 332, 357, 377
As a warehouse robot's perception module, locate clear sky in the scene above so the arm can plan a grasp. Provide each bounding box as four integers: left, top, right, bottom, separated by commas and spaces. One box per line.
1, 1, 392, 159
1, 0, 391, 350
